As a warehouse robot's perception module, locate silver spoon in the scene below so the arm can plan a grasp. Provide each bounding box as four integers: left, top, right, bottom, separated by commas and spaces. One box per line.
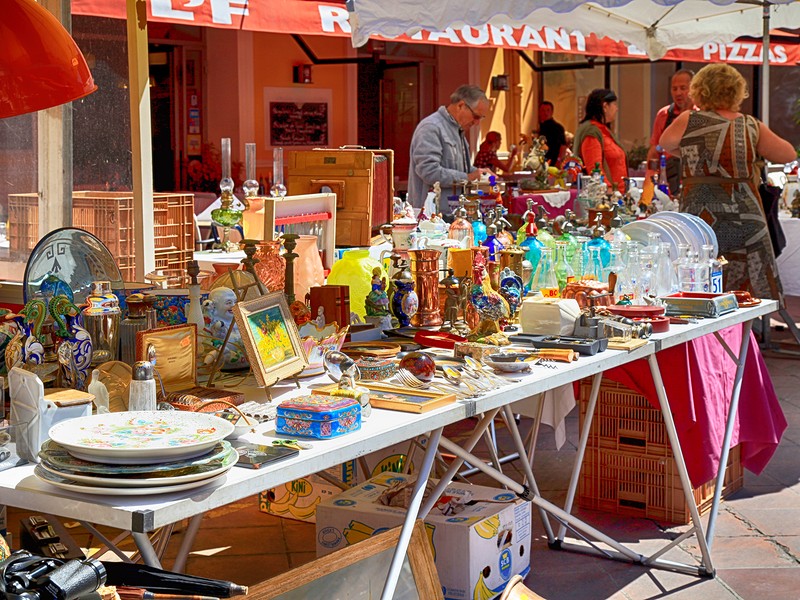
442, 366, 483, 395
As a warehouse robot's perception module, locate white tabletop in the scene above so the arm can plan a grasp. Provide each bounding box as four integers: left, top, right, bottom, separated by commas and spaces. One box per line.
0, 302, 776, 533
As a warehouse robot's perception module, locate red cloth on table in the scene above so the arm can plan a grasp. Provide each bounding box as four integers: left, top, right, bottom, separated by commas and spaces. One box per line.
601, 325, 786, 488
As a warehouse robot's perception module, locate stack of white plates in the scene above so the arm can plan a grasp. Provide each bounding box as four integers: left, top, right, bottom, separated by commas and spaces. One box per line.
35, 411, 236, 496
621, 211, 718, 259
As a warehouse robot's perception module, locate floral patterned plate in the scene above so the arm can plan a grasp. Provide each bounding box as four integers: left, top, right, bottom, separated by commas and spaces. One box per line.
34, 464, 229, 496
48, 411, 235, 465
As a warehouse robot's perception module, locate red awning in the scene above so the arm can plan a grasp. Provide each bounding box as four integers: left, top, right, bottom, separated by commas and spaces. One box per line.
71, 0, 800, 66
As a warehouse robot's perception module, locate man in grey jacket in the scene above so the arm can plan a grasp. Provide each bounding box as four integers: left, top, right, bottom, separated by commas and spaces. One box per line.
407, 84, 494, 212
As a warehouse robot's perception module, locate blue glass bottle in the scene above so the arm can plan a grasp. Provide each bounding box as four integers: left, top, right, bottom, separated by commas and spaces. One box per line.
471, 204, 487, 245
480, 223, 505, 262
519, 223, 544, 292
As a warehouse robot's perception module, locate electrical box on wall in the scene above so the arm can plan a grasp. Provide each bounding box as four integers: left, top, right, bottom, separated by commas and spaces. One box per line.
491, 75, 510, 91
293, 64, 313, 84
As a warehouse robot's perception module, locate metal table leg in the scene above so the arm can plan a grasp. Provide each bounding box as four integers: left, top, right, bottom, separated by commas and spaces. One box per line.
380, 428, 443, 600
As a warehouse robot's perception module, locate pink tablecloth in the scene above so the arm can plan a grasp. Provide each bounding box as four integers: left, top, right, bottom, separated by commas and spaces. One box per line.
509, 189, 579, 219
602, 326, 787, 487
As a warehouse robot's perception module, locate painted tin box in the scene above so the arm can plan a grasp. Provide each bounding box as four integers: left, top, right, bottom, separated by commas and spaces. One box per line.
276, 394, 361, 439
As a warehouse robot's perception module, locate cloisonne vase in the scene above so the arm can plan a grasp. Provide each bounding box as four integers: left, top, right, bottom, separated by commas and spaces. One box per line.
50, 295, 93, 390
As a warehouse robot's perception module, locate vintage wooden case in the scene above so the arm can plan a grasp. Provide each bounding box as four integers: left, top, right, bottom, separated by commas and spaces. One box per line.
286, 148, 394, 246
135, 324, 245, 411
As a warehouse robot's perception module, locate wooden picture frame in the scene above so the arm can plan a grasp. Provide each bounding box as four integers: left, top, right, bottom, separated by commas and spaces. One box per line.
316, 382, 455, 414
248, 521, 443, 600
232, 291, 307, 388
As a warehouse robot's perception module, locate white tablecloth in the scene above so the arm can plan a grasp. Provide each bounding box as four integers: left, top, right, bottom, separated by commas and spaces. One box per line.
777, 213, 800, 297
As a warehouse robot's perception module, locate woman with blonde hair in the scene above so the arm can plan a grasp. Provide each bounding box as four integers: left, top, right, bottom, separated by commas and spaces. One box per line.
660, 63, 796, 304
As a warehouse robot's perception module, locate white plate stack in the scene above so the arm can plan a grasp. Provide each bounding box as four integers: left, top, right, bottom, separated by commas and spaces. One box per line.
34, 411, 237, 496
621, 211, 718, 259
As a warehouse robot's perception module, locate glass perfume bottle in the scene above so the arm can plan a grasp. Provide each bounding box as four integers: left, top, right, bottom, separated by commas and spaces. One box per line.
83, 280, 121, 366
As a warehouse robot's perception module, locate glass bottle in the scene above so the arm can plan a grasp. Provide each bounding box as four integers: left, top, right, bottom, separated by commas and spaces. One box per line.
678, 251, 703, 292
518, 223, 544, 291
587, 246, 604, 281
703, 244, 723, 294
480, 223, 505, 262
271, 147, 287, 197
516, 198, 536, 245
657, 147, 670, 197
535, 207, 556, 250
83, 280, 121, 366
448, 207, 474, 248
554, 241, 576, 292
471, 207, 487, 245
672, 244, 691, 292
656, 242, 674, 296
531, 247, 559, 298
586, 222, 611, 269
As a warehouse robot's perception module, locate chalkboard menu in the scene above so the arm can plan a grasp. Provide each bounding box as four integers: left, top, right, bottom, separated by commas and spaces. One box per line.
270, 101, 328, 146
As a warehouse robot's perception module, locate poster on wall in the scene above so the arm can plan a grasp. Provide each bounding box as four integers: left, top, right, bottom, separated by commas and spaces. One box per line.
264, 87, 332, 149
269, 101, 328, 146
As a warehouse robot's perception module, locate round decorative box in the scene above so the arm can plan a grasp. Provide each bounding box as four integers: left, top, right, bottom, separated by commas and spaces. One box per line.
355, 356, 397, 381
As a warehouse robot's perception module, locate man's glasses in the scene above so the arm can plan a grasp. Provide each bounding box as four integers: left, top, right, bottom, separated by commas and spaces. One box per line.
464, 103, 485, 121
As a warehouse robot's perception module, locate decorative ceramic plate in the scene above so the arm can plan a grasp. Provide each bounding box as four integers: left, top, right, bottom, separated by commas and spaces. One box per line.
39, 447, 237, 488
34, 464, 229, 496
48, 411, 235, 465
39, 440, 233, 476
23, 228, 123, 305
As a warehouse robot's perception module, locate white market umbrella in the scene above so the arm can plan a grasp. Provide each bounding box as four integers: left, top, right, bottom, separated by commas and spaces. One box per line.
348, 0, 800, 124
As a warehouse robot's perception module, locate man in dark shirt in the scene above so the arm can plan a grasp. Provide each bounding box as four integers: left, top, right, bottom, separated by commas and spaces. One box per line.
537, 101, 567, 167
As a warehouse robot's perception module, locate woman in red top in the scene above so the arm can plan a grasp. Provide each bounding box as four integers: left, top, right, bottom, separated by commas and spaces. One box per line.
572, 89, 628, 192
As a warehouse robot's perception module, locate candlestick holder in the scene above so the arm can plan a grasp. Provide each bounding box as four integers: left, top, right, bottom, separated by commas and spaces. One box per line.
282, 233, 300, 304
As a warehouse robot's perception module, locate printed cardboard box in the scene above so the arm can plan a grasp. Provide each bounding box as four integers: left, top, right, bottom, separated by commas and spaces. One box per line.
259, 460, 356, 523
356, 437, 428, 483
315, 472, 532, 600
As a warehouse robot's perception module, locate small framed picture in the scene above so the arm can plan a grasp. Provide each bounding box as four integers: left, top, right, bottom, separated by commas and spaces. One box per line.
315, 382, 455, 414
233, 292, 308, 388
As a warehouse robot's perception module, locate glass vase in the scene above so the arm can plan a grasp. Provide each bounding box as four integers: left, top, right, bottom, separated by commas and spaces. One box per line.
82, 280, 121, 365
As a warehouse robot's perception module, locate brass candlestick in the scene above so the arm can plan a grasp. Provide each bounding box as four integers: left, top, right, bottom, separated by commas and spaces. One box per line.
282, 233, 299, 304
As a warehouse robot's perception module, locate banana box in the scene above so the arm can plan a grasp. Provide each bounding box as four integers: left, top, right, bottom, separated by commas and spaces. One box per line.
315, 472, 531, 600
259, 460, 356, 523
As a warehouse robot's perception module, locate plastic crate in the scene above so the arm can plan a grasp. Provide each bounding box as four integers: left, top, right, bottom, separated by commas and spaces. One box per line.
577, 379, 743, 524
8, 192, 194, 281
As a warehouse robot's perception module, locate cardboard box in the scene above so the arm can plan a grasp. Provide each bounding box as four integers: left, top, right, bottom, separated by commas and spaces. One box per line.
356, 438, 428, 483
259, 460, 356, 523
316, 472, 532, 600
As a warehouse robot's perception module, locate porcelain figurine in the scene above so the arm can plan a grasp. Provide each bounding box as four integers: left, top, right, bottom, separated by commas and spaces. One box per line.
201, 286, 249, 370
5, 298, 46, 372
0, 308, 18, 375
50, 295, 93, 390
364, 267, 394, 331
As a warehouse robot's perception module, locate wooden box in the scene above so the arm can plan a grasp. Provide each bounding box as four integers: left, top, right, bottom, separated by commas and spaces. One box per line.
286, 148, 394, 247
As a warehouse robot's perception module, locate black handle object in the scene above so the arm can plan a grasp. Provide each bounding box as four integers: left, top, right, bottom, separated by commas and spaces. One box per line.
101, 562, 248, 598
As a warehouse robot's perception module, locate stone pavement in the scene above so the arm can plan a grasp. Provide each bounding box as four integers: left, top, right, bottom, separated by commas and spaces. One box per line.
6, 300, 800, 599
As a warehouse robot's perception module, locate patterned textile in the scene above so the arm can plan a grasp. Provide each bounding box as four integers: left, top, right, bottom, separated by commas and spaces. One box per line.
679, 111, 783, 305
474, 147, 497, 169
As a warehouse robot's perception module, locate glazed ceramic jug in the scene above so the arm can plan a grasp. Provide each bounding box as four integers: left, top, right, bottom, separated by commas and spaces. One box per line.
327, 249, 386, 318
293, 235, 325, 301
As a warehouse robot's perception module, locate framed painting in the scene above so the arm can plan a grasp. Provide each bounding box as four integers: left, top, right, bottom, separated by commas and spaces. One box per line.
316, 382, 455, 414
233, 292, 307, 388
248, 521, 443, 600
